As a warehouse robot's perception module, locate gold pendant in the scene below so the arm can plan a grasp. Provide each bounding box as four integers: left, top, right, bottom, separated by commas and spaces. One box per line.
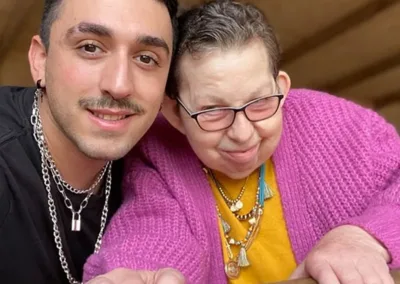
225, 260, 240, 279
235, 200, 243, 210
230, 204, 239, 212
248, 217, 256, 225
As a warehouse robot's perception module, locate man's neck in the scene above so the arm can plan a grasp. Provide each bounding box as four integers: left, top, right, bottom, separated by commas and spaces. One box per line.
38, 98, 107, 191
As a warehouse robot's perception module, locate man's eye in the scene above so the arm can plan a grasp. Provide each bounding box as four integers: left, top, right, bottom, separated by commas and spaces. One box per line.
81, 44, 100, 54
140, 55, 152, 64
136, 55, 158, 66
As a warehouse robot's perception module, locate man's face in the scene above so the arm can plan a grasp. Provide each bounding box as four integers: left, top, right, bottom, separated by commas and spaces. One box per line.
35, 0, 173, 160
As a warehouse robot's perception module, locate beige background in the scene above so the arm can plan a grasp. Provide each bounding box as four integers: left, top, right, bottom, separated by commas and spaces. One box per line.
1, 0, 399, 131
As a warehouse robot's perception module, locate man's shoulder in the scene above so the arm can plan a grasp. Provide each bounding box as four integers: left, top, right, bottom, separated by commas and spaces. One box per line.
0, 86, 35, 146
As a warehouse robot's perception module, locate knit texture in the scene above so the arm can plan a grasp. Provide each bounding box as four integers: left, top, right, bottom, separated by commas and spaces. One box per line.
83, 89, 400, 283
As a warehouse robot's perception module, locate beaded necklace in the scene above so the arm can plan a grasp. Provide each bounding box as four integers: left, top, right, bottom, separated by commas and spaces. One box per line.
208, 164, 273, 279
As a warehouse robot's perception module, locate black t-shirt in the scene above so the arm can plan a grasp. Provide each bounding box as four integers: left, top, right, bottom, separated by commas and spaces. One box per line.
0, 86, 122, 284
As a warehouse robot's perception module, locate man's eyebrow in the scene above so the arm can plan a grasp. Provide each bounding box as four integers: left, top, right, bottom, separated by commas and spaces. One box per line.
65, 23, 170, 55
66, 22, 113, 39
137, 35, 170, 56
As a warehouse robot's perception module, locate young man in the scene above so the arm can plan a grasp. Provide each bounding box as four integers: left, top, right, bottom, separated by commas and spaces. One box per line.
0, 0, 178, 283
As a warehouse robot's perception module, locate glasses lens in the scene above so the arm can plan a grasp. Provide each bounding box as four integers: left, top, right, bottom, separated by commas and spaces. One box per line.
197, 109, 235, 131
245, 96, 280, 121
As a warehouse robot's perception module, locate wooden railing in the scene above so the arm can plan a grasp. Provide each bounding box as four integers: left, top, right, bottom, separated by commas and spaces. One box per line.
270, 270, 400, 284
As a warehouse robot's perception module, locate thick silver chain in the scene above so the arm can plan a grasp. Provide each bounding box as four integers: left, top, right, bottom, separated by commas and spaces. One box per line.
31, 90, 112, 284
49, 157, 108, 195
45, 146, 110, 217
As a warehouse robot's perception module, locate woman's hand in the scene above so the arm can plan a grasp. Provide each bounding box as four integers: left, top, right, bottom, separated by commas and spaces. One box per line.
290, 225, 393, 284
86, 268, 185, 284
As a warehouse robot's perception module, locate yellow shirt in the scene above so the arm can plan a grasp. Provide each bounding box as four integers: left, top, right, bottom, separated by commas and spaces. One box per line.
209, 160, 297, 283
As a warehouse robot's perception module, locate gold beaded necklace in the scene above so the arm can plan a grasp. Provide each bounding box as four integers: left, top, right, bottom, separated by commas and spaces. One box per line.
207, 164, 273, 279
210, 171, 249, 212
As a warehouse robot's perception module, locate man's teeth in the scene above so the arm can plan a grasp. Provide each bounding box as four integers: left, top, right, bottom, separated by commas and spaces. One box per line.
93, 113, 127, 121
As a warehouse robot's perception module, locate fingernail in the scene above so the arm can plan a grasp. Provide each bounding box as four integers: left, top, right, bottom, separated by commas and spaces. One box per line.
86, 276, 114, 284
156, 269, 185, 284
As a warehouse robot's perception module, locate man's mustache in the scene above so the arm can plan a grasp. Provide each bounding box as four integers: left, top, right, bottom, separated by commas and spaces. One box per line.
79, 96, 145, 114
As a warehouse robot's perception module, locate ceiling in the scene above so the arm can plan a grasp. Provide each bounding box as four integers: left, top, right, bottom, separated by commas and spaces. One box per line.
1, 0, 399, 129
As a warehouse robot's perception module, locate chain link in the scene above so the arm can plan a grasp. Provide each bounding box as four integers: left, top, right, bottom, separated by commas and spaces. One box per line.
31, 89, 112, 284
47, 153, 108, 195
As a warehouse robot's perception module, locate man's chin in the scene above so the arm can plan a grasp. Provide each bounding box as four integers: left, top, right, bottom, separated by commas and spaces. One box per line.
77, 141, 134, 161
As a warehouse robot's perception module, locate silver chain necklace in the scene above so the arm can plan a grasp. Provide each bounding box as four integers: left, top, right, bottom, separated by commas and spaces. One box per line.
31, 89, 112, 284
49, 157, 108, 195
44, 145, 110, 231
47, 155, 110, 231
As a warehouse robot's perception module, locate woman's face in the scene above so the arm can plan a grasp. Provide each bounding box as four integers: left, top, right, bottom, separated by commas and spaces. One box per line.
163, 40, 291, 179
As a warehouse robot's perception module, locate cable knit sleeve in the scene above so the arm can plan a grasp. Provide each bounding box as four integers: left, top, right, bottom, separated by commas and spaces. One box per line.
343, 111, 400, 268
82, 156, 211, 283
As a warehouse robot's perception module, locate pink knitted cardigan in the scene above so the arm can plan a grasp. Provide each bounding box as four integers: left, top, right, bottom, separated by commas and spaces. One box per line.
84, 89, 400, 283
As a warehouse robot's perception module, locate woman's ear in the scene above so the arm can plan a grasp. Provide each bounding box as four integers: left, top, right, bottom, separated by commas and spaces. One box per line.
161, 96, 187, 135
276, 71, 291, 103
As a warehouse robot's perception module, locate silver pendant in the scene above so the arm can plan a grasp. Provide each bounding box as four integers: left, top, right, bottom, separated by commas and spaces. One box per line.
264, 181, 274, 200
221, 218, 231, 234
71, 212, 81, 231
238, 246, 250, 267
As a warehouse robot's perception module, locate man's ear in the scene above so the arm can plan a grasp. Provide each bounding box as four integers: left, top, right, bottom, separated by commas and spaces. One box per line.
28, 35, 47, 86
161, 96, 187, 135
276, 70, 291, 104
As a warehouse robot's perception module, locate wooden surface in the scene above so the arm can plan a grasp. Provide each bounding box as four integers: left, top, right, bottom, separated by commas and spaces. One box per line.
269, 270, 400, 284
0, 0, 37, 55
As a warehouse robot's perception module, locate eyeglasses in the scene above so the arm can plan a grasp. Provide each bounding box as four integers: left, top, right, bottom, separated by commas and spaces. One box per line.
176, 93, 284, 132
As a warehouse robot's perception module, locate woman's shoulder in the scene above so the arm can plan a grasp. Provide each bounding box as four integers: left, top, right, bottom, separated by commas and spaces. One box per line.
278, 89, 398, 160
144, 115, 193, 154
284, 88, 391, 130
124, 114, 199, 171
286, 88, 376, 117
121, 114, 209, 200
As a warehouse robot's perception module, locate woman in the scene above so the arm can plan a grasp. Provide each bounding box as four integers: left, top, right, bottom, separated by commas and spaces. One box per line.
84, 1, 400, 283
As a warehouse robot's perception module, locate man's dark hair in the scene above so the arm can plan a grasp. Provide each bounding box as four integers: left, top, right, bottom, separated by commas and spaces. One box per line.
39, 0, 179, 51
166, 0, 281, 98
